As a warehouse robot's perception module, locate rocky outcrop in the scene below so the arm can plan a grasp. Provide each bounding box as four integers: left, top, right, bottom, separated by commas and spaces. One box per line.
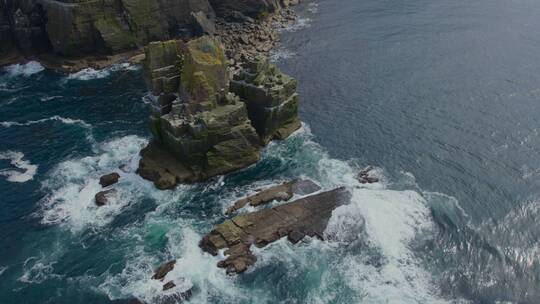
137, 36, 302, 188
200, 187, 351, 274
226, 179, 321, 214
0, 0, 299, 70
137, 36, 262, 189
99, 172, 120, 187
357, 166, 379, 184
231, 59, 301, 142
95, 189, 115, 206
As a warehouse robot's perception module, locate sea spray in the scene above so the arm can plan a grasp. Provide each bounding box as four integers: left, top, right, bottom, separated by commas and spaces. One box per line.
0, 151, 38, 183
2, 61, 45, 77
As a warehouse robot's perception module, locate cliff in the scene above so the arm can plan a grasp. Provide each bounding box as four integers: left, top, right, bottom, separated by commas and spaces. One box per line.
0, 0, 297, 69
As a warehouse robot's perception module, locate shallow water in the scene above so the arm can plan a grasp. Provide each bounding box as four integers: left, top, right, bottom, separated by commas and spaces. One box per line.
1, 0, 540, 303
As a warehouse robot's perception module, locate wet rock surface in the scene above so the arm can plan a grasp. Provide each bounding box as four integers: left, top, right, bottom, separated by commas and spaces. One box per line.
357, 166, 379, 184
95, 189, 116, 206
200, 187, 351, 274
99, 172, 120, 187
226, 179, 321, 214
149, 260, 193, 304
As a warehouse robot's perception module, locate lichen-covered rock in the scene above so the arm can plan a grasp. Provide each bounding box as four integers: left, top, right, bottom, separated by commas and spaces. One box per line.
230, 58, 301, 143
0, 0, 215, 58
226, 179, 321, 214
200, 187, 351, 274
138, 36, 261, 188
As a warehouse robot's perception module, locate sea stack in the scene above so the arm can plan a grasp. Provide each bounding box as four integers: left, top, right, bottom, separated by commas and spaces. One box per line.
137, 36, 301, 189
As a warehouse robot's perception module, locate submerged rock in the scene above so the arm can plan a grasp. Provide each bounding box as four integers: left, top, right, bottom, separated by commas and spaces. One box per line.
95, 189, 116, 206
226, 179, 321, 214
357, 166, 379, 184
200, 187, 351, 274
151, 260, 193, 303
230, 59, 301, 143
99, 172, 120, 187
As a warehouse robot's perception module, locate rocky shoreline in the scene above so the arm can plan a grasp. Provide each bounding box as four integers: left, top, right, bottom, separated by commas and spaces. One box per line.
1, 0, 300, 73
2, 1, 379, 303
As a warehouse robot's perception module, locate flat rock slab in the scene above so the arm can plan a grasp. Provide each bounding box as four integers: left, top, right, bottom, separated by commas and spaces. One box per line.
226, 179, 321, 214
200, 187, 351, 274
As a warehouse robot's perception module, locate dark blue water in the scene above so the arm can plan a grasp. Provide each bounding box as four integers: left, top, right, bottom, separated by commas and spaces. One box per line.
2, 0, 540, 303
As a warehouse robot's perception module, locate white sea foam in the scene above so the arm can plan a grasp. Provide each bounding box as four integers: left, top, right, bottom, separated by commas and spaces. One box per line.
18, 255, 63, 284
0, 115, 91, 128
307, 2, 319, 14
67, 63, 140, 81
279, 17, 312, 32
100, 226, 247, 304
0, 151, 38, 183
39, 135, 148, 232
3, 61, 45, 77
0, 266, 7, 276
269, 48, 297, 62
0, 115, 96, 148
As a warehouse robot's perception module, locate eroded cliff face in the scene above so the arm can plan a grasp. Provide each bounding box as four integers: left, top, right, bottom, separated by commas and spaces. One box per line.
0, 0, 296, 67
137, 36, 301, 189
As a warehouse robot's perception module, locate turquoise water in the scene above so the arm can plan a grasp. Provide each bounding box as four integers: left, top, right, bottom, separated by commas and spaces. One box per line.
2, 0, 540, 303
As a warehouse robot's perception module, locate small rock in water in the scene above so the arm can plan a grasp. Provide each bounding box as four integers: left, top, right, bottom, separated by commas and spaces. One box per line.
152, 260, 176, 281
162, 281, 176, 291
356, 166, 379, 184
99, 172, 120, 187
95, 189, 116, 206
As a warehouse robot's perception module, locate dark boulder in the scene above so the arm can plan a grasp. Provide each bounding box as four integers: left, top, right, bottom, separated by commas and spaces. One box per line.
152, 260, 176, 281
99, 172, 120, 187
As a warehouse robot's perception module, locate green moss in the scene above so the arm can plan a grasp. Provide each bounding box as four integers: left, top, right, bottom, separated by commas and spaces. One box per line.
94, 16, 137, 52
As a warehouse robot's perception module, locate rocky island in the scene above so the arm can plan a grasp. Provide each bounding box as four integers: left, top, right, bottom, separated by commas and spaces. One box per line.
136, 36, 301, 189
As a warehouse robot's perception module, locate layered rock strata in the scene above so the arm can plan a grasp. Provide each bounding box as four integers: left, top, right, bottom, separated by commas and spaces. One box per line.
0, 0, 300, 70
200, 187, 351, 274
137, 36, 262, 189
226, 179, 321, 215
231, 59, 301, 142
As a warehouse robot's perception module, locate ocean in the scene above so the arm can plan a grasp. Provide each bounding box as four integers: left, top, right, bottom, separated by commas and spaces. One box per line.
2, 0, 540, 303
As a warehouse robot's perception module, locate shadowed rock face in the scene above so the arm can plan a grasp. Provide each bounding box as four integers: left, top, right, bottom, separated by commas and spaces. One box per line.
200, 187, 351, 274
230, 59, 301, 143
1, 0, 214, 57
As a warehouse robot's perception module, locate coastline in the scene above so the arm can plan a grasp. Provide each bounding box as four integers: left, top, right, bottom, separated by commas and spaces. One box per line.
1, 5, 299, 75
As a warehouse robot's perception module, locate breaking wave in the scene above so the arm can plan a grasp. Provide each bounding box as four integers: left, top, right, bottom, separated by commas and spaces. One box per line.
2, 61, 45, 77
39, 135, 148, 232
0, 151, 38, 183
66, 63, 140, 81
